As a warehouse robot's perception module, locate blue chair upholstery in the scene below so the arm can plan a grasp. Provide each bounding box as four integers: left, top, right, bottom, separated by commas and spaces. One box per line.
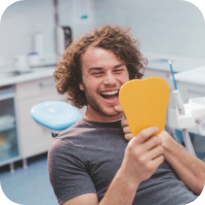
30, 101, 81, 133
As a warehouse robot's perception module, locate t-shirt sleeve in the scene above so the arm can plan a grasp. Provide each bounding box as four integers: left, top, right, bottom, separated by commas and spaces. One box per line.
47, 138, 96, 205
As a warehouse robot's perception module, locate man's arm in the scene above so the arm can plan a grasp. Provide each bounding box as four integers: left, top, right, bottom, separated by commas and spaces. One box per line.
159, 131, 205, 195
63, 127, 164, 205
63, 170, 139, 205
119, 112, 205, 196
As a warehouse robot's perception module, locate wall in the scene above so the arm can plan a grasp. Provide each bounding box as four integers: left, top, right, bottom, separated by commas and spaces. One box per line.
95, 0, 205, 59
59, 0, 95, 40
0, 0, 95, 67
0, 0, 54, 65
1, 0, 205, 66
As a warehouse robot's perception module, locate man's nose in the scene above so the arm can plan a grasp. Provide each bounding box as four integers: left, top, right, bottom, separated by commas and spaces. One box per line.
103, 73, 117, 85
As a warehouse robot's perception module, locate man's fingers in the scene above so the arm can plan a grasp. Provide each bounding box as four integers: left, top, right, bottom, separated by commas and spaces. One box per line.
114, 105, 124, 113
143, 145, 164, 161
121, 118, 128, 128
144, 136, 162, 151
121, 119, 135, 141
123, 126, 130, 134
136, 127, 159, 144
148, 155, 164, 169
125, 133, 134, 141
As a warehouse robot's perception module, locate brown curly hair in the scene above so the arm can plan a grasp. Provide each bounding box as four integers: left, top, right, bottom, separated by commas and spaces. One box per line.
54, 25, 147, 108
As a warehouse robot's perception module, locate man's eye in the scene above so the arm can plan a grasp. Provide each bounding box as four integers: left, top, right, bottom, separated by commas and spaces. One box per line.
93, 72, 103, 75
114, 69, 123, 73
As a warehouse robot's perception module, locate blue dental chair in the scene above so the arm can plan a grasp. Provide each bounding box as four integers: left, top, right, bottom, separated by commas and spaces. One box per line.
30, 101, 81, 137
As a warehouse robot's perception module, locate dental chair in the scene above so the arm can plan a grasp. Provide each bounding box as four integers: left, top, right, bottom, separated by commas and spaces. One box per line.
30, 101, 81, 137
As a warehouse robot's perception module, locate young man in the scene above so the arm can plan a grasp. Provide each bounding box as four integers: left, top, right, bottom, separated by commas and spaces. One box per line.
48, 25, 205, 205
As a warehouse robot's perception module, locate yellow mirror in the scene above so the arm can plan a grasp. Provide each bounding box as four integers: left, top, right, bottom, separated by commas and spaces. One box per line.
119, 77, 170, 136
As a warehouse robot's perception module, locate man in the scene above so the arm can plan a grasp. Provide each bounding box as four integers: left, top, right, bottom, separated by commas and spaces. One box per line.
48, 25, 205, 205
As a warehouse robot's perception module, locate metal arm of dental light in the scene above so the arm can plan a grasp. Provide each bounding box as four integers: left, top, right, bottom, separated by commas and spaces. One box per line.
169, 61, 205, 156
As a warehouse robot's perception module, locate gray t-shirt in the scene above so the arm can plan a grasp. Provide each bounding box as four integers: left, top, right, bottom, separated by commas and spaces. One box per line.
47, 118, 197, 205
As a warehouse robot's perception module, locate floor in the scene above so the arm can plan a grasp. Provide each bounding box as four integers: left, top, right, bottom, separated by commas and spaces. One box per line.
0, 153, 58, 205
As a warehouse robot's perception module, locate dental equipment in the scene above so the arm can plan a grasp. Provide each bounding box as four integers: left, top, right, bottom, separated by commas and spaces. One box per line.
169, 60, 205, 156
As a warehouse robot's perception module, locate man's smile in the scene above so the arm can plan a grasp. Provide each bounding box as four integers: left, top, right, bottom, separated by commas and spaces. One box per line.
99, 89, 119, 101
97, 89, 120, 107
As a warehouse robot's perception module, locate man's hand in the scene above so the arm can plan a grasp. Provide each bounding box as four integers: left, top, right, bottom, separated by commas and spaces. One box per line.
121, 117, 171, 144
121, 118, 135, 141
120, 126, 164, 185
114, 105, 165, 184
114, 105, 170, 144
114, 105, 133, 141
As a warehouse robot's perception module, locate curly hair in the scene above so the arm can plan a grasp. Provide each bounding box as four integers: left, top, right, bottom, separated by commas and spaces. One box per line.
54, 25, 148, 108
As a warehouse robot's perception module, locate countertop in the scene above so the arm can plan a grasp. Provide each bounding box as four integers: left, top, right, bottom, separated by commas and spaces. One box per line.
174, 65, 205, 86
0, 52, 205, 87
143, 52, 205, 73
0, 66, 55, 87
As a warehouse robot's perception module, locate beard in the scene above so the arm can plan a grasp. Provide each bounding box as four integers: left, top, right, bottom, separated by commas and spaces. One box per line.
83, 84, 120, 118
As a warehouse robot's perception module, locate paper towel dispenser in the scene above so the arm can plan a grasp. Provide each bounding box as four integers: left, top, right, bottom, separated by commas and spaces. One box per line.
56, 26, 72, 56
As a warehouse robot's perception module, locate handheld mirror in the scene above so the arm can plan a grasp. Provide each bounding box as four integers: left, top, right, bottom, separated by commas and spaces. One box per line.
119, 77, 170, 136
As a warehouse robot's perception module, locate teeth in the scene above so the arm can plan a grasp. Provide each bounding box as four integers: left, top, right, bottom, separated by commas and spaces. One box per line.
100, 90, 118, 95
106, 96, 118, 101
110, 96, 118, 100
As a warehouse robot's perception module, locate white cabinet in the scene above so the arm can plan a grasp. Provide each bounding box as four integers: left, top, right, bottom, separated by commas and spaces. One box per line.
15, 77, 65, 159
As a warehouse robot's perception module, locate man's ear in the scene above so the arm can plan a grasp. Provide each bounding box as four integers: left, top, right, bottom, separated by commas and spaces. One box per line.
79, 83, 84, 91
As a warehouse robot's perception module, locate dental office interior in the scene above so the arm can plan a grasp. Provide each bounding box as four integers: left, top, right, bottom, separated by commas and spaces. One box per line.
0, 0, 205, 204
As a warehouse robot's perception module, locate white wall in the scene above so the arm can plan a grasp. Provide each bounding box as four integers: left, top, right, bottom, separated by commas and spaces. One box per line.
1, 0, 205, 67
0, 0, 95, 66
95, 0, 205, 59
0, 0, 54, 65
59, 0, 96, 40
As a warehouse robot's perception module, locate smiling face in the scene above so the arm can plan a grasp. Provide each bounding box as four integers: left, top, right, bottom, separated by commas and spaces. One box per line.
79, 46, 130, 122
